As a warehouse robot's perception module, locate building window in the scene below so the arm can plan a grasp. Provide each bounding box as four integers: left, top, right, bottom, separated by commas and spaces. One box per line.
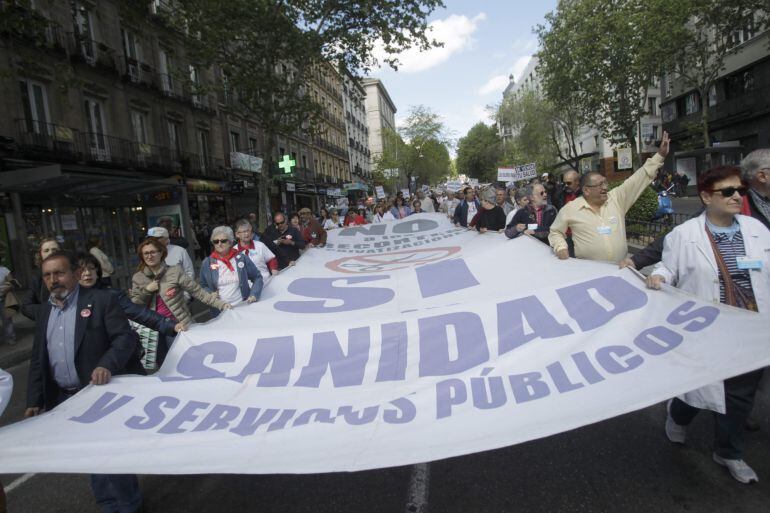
159, 50, 173, 93
663, 72, 672, 98
248, 137, 257, 154
75, 4, 96, 64
684, 91, 700, 115
708, 84, 718, 107
647, 97, 657, 116
198, 129, 210, 168
661, 103, 676, 123
19, 79, 51, 134
167, 120, 182, 156
130, 110, 148, 143
84, 98, 108, 160
651, 125, 659, 140
728, 16, 758, 48
229, 130, 240, 152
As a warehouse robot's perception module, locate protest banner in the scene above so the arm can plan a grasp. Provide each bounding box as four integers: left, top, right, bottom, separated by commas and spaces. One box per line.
400, 188, 411, 199
375, 186, 386, 199
445, 181, 463, 193
498, 163, 537, 182
0, 215, 768, 475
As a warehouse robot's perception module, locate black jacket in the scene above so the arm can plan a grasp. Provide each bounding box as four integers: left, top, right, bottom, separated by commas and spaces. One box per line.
453, 199, 481, 227
746, 191, 770, 231
27, 286, 145, 411
472, 206, 507, 231
262, 224, 307, 269
20, 270, 49, 321
505, 204, 558, 244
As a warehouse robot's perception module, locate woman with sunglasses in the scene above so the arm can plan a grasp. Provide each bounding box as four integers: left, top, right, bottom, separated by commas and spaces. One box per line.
131, 237, 230, 365
200, 226, 263, 317
647, 165, 770, 484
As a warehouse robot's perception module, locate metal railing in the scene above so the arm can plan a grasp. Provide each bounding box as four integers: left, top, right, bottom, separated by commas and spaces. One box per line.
14, 119, 82, 160
119, 56, 157, 88
625, 213, 694, 246
68, 33, 117, 71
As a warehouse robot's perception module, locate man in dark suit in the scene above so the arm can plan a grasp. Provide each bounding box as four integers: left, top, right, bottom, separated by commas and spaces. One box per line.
25, 251, 144, 513
452, 187, 480, 227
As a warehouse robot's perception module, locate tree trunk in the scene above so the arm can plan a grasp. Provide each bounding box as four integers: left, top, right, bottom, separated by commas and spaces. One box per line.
259, 134, 276, 231
699, 86, 712, 170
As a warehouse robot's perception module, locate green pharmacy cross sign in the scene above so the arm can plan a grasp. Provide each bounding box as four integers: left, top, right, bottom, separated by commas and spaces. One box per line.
278, 154, 296, 174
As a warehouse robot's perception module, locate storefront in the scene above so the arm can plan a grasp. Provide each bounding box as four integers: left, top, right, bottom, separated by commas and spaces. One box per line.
0, 163, 179, 288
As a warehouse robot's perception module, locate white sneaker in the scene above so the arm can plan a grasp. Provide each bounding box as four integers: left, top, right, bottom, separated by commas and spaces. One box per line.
665, 399, 686, 444
713, 453, 758, 484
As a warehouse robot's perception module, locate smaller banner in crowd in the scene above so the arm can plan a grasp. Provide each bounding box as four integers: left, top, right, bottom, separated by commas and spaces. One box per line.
617, 148, 633, 170
375, 186, 386, 199
498, 162, 537, 182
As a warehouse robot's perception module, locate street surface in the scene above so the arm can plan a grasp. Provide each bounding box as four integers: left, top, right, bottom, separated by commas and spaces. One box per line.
3, 358, 770, 512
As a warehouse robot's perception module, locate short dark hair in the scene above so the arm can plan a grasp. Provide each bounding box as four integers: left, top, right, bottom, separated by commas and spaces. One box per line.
42, 250, 78, 272
580, 172, 603, 190
76, 252, 103, 279
697, 165, 745, 195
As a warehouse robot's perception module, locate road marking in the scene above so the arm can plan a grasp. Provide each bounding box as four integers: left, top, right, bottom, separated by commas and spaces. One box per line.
5, 473, 35, 493
405, 463, 430, 513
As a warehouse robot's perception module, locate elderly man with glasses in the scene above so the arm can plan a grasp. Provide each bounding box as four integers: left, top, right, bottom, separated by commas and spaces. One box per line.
740, 149, 770, 231
262, 212, 307, 270
549, 132, 670, 262
147, 226, 194, 280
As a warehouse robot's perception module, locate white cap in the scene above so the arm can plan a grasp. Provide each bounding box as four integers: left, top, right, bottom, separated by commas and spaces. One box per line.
147, 227, 169, 238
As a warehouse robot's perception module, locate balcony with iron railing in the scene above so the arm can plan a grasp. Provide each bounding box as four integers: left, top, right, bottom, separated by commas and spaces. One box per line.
119, 56, 157, 89
13, 119, 82, 162
68, 33, 117, 72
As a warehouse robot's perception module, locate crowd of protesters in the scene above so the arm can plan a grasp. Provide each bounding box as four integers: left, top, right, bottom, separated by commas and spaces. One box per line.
3, 126, 770, 512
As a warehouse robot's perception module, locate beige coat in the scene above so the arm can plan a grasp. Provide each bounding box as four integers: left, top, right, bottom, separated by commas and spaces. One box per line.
130, 263, 226, 325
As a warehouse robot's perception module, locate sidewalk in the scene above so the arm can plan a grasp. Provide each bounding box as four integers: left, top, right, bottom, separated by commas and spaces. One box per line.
0, 312, 35, 370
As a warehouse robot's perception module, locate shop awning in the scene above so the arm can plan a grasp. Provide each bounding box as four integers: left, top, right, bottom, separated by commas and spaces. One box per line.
0, 163, 178, 204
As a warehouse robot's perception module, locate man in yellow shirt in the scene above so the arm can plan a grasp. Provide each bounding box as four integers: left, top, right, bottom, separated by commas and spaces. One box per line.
549, 132, 670, 262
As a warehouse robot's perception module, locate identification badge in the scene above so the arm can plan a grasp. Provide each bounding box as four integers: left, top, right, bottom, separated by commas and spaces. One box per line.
527, 223, 538, 230
736, 256, 763, 270
596, 226, 612, 235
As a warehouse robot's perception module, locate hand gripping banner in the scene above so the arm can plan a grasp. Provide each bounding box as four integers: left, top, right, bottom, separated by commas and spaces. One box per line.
0, 214, 768, 474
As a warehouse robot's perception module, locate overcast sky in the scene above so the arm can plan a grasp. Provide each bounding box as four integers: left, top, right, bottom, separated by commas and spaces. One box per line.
367, 0, 558, 152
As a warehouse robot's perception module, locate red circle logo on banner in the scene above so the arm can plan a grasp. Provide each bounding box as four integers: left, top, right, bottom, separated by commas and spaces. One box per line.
325, 246, 461, 274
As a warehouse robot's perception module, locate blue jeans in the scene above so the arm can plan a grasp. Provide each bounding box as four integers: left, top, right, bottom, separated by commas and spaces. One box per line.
89, 474, 142, 513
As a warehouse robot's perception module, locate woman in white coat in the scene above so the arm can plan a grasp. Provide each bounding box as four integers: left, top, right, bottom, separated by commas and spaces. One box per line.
647, 165, 770, 484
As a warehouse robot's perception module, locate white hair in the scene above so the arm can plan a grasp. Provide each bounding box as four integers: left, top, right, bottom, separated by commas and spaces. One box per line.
741, 149, 770, 181
210, 225, 235, 242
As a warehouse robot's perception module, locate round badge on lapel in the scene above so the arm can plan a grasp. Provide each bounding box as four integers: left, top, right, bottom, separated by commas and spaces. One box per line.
237, 261, 245, 268
80, 309, 92, 318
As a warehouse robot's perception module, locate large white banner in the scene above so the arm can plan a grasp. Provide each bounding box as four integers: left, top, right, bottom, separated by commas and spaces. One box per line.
0, 215, 769, 474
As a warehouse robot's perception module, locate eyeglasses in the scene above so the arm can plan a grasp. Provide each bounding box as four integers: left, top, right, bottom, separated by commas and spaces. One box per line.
211, 239, 230, 244
708, 186, 748, 197
142, 250, 159, 257
275, 220, 286, 226
584, 182, 608, 189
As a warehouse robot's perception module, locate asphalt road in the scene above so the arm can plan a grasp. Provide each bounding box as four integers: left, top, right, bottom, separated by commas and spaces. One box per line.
3, 359, 770, 513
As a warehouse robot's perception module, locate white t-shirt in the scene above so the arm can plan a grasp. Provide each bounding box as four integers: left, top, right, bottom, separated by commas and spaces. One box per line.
373, 211, 396, 223
217, 260, 242, 306
324, 219, 343, 230
420, 197, 435, 212
241, 241, 275, 284
466, 201, 478, 225
0, 368, 12, 417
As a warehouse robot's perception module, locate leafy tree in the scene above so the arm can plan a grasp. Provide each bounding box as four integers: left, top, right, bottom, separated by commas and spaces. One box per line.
168, 0, 443, 227
455, 122, 501, 183
496, 89, 564, 174
653, 0, 766, 149
397, 105, 454, 186
537, 0, 663, 163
